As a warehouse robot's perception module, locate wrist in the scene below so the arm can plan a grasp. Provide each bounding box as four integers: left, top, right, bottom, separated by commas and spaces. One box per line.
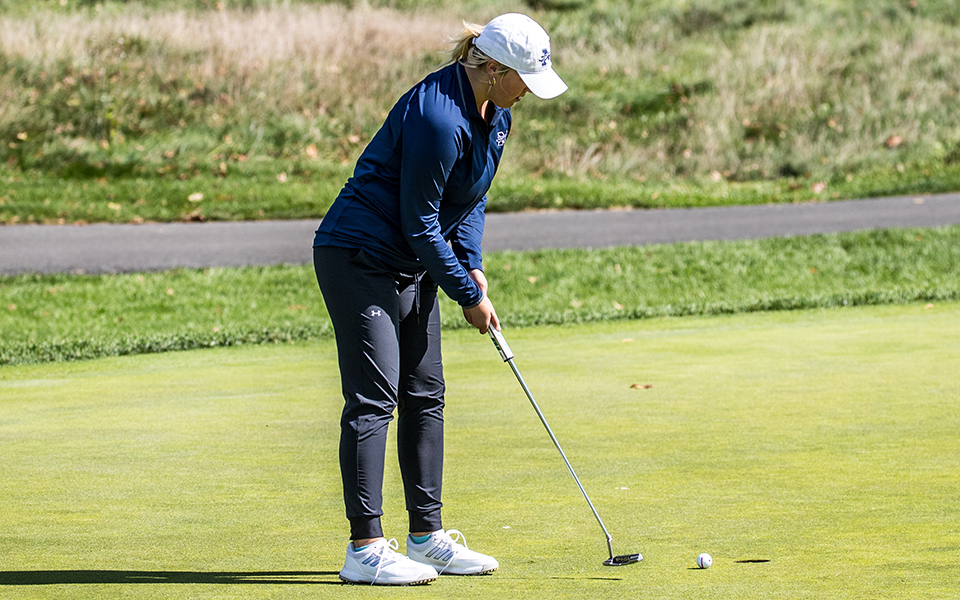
461, 290, 485, 310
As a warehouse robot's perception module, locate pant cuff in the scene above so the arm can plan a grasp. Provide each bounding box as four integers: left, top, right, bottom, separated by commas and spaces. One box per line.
349, 515, 383, 541
409, 508, 442, 534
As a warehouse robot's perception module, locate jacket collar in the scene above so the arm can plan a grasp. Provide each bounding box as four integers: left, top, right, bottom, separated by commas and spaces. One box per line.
454, 62, 506, 129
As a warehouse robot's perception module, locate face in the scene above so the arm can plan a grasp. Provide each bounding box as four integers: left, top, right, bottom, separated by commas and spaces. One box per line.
489, 69, 530, 109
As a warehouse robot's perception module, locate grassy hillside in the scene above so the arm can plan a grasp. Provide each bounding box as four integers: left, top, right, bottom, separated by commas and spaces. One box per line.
2, 0, 960, 223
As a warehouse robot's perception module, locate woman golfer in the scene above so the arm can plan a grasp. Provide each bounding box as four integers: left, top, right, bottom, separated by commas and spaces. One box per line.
313, 13, 567, 585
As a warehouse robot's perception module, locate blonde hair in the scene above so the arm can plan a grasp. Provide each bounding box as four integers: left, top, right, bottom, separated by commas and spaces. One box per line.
449, 21, 511, 78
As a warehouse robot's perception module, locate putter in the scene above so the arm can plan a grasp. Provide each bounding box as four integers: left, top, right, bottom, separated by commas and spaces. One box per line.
488, 327, 642, 567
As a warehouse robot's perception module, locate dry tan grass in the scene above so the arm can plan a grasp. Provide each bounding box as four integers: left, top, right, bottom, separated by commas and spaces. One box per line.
516, 15, 960, 181
3, 4, 959, 182
0, 5, 460, 117
0, 5, 456, 65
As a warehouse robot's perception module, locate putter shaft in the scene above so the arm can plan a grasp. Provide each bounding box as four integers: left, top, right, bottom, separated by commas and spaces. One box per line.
489, 328, 629, 564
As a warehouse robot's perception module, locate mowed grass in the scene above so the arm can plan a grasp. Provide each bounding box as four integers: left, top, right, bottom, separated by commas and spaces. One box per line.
1, 304, 958, 599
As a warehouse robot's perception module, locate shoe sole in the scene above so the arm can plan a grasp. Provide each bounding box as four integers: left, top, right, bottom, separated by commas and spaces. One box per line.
444, 566, 498, 576
339, 572, 437, 586
408, 554, 499, 576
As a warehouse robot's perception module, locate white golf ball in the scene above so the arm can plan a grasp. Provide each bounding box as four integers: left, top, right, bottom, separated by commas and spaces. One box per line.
696, 553, 713, 569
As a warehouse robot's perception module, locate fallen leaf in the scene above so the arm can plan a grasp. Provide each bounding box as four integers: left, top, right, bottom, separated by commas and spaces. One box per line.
108, 202, 122, 211
620, 338, 634, 343
277, 172, 288, 183
188, 192, 204, 202
885, 134, 903, 148
924, 304, 935, 309
630, 383, 654, 389
6, 304, 16, 311
305, 144, 319, 159
812, 182, 827, 194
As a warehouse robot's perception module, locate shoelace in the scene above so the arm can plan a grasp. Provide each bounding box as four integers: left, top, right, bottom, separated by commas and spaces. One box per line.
435, 529, 468, 575
370, 538, 400, 585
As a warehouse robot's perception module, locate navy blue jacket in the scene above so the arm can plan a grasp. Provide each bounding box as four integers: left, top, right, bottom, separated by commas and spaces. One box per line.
314, 62, 511, 307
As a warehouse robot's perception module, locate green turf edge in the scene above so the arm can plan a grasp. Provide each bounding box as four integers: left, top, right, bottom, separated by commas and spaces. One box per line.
2, 287, 957, 367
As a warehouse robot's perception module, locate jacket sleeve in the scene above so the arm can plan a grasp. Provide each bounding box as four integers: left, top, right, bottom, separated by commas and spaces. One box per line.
398, 93, 483, 307
451, 195, 486, 272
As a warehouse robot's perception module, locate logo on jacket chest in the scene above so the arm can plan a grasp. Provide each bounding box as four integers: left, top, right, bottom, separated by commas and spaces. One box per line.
495, 131, 508, 148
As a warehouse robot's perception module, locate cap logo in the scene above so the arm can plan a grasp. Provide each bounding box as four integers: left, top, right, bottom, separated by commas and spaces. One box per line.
539, 49, 550, 67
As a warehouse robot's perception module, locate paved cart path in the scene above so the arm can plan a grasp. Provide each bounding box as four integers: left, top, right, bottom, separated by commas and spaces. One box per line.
2, 192, 959, 275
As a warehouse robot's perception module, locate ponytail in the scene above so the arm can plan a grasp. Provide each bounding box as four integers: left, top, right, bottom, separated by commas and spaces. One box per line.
449, 21, 485, 66
448, 20, 511, 78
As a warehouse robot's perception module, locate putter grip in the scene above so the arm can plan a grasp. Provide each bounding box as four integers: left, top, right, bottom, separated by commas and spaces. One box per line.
488, 328, 514, 362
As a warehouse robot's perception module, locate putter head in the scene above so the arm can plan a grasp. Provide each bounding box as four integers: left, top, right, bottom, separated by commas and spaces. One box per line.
603, 553, 642, 566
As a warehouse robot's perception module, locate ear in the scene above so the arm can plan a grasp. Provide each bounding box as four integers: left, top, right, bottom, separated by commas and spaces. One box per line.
486, 60, 501, 77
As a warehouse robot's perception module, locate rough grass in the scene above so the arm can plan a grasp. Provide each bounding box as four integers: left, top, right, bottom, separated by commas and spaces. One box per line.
1, 304, 958, 599
2, 225, 958, 364
2, 0, 960, 222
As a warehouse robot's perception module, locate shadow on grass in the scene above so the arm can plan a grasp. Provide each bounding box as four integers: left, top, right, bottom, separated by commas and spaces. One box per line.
0, 571, 343, 586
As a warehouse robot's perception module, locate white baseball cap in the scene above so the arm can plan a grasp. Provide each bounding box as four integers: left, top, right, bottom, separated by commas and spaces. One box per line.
474, 13, 568, 100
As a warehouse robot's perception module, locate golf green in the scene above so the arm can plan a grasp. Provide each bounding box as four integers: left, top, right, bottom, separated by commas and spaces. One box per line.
1, 303, 957, 599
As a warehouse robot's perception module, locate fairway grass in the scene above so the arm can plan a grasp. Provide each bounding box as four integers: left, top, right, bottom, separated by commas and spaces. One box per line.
1, 304, 958, 599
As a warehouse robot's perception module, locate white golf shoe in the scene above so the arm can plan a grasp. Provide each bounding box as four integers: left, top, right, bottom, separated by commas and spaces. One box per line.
406, 529, 499, 575
339, 538, 438, 586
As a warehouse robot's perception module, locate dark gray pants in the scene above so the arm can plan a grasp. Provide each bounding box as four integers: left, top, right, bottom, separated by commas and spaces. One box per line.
314, 246, 445, 541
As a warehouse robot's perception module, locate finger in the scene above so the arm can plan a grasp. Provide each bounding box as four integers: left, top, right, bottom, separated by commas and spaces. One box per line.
490, 310, 500, 332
